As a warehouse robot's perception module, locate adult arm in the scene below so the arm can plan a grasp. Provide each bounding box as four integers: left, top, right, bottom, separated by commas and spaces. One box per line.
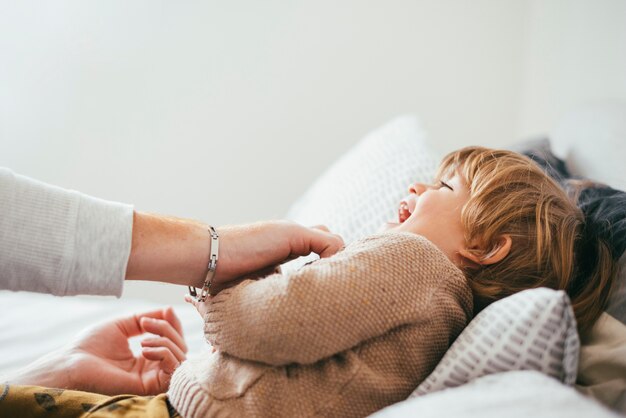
0, 167, 132, 296
0, 167, 344, 297
126, 217, 345, 294
191, 232, 469, 366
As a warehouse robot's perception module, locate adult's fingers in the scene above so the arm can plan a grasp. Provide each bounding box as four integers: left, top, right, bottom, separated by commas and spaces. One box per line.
142, 347, 179, 374
293, 225, 344, 259
116, 307, 184, 339
141, 346, 180, 392
239, 265, 280, 281
162, 306, 185, 340
311, 225, 330, 232
141, 337, 186, 363
140, 316, 188, 354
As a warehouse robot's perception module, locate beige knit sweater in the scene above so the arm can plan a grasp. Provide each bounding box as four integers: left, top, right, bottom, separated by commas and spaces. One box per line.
168, 232, 473, 418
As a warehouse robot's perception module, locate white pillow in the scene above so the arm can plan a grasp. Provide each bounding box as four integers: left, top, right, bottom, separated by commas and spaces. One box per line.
412, 288, 580, 397
284, 115, 440, 271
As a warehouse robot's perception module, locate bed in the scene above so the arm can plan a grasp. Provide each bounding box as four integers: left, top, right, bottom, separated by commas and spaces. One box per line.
1, 103, 625, 417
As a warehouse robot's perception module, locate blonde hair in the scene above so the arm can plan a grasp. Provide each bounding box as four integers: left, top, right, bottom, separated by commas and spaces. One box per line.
435, 146, 616, 332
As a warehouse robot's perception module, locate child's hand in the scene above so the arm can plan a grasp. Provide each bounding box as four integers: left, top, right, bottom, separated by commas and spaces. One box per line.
185, 294, 218, 353
185, 293, 210, 318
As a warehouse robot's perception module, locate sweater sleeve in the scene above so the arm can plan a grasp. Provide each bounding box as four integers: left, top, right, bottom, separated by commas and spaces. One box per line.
0, 167, 134, 297
202, 232, 466, 366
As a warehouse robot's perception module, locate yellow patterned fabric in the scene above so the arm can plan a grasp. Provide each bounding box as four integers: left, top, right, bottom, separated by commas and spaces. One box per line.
0, 384, 178, 418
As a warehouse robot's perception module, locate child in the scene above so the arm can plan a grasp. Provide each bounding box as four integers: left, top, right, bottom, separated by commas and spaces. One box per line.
167, 146, 616, 418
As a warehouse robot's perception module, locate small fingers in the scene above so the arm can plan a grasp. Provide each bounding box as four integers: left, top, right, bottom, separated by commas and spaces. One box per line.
185, 293, 215, 320
184, 294, 198, 308
185, 293, 206, 315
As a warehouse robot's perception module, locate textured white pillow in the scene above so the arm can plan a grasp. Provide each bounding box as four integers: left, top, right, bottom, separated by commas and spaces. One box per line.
412, 287, 580, 397
284, 115, 440, 271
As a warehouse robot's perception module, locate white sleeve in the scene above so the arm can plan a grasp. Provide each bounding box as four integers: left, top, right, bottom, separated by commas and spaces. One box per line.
0, 167, 134, 297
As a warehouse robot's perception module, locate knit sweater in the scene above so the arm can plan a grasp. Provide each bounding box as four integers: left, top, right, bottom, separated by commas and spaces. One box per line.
0, 167, 133, 297
168, 232, 473, 418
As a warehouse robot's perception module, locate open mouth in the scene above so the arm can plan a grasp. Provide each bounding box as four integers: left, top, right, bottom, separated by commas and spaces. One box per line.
398, 199, 414, 223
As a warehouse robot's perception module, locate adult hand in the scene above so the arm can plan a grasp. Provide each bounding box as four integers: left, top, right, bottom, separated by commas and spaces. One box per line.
126, 213, 344, 294
6, 307, 187, 396
211, 221, 344, 294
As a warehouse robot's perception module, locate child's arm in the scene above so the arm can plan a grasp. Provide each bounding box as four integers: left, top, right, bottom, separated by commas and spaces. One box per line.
199, 232, 467, 366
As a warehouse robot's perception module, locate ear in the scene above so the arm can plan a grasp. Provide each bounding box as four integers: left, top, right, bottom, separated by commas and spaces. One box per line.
459, 235, 512, 266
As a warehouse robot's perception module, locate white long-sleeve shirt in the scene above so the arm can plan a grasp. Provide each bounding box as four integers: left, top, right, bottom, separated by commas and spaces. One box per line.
0, 168, 133, 297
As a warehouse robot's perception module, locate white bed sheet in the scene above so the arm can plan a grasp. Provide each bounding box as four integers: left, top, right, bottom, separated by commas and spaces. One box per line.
371, 371, 618, 418
0, 291, 209, 378
1, 292, 616, 418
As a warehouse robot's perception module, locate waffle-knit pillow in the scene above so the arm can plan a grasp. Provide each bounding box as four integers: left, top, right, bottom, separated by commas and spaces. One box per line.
283, 115, 440, 271
411, 287, 580, 397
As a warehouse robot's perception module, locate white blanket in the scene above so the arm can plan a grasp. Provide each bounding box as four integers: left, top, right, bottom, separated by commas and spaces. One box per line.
371, 371, 618, 418
1, 292, 615, 418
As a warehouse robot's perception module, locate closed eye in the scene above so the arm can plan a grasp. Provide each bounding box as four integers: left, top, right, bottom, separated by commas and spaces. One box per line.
439, 180, 453, 191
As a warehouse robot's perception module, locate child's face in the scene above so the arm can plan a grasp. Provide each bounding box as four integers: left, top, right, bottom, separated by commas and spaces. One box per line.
381, 174, 471, 267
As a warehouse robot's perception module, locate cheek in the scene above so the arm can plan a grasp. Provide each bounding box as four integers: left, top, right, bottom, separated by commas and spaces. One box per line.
410, 197, 462, 230
413, 195, 440, 216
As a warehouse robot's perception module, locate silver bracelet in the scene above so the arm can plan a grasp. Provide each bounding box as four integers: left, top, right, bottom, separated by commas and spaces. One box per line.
188, 226, 219, 302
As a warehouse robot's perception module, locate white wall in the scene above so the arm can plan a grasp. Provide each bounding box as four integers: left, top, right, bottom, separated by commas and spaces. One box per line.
518, 0, 626, 137
2, 1, 623, 303
0, 1, 528, 220
0, 1, 530, 302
